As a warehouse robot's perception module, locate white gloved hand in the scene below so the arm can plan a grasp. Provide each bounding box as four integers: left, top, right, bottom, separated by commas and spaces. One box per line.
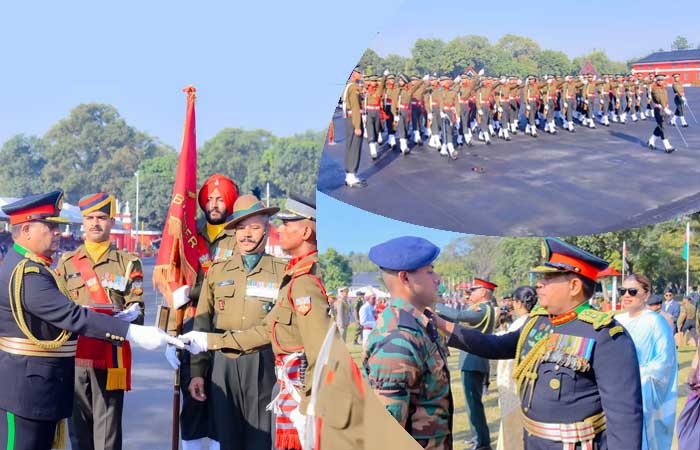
127, 325, 184, 351
427, 113, 433, 120
454, 76, 462, 84
383, 69, 389, 76
498, 106, 503, 113
179, 331, 209, 355
456, 117, 461, 126
172, 285, 192, 309
526, 104, 531, 111
478, 109, 483, 116
664, 107, 673, 116
440, 112, 447, 119
165, 344, 180, 370
683, 96, 687, 105
114, 303, 141, 323
584, 100, 589, 105
422, 74, 430, 81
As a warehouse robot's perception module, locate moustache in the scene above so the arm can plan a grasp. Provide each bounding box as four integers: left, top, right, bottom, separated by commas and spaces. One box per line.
240, 238, 257, 244
89, 227, 103, 232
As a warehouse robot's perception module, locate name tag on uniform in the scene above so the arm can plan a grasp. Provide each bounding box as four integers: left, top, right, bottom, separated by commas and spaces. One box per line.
217, 280, 235, 287
246, 280, 279, 300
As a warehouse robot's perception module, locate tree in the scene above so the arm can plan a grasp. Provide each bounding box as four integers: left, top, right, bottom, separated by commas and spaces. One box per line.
319, 248, 353, 293
0, 134, 48, 196
537, 50, 571, 76
492, 237, 541, 290
411, 38, 445, 75
496, 34, 540, 60
672, 36, 691, 51
122, 153, 178, 229
358, 48, 383, 75
571, 51, 626, 76
438, 35, 493, 76
382, 54, 411, 74
41, 103, 169, 203
347, 252, 376, 273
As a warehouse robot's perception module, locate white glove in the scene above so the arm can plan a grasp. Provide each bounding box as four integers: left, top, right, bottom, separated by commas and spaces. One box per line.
454, 76, 462, 84
583, 80, 589, 85
497, 106, 503, 113
179, 331, 209, 355
383, 69, 389, 76
440, 112, 447, 119
114, 303, 141, 323
172, 285, 191, 309
422, 74, 430, 81
478, 68, 485, 76
427, 113, 433, 120
127, 325, 184, 351
664, 107, 673, 116
584, 100, 589, 105
456, 117, 461, 126
478, 109, 483, 116
526, 104, 531, 111
683, 96, 687, 105
165, 345, 180, 370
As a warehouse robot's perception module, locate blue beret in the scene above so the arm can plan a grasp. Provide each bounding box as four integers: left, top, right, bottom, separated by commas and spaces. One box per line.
369, 236, 440, 271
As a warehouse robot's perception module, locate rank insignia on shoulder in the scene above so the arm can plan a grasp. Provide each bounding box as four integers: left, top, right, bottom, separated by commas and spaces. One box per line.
609, 325, 624, 337
294, 296, 312, 315
217, 280, 234, 287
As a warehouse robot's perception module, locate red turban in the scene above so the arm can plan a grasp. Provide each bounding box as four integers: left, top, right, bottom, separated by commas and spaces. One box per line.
198, 174, 238, 214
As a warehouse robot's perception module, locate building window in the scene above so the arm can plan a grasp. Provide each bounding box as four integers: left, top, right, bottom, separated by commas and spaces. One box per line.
685, 63, 689, 68
685, 73, 689, 81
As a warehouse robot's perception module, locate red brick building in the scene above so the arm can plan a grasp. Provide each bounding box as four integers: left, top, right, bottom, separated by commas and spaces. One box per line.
632, 49, 700, 85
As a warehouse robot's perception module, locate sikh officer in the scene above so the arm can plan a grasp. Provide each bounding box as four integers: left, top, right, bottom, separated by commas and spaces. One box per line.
56, 193, 145, 450
342, 67, 366, 188
433, 237, 643, 450
0, 190, 181, 450
363, 236, 453, 450
166, 173, 239, 450
189, 194, 286, 450
437, 278, 497, 450
181, 195, 331, 450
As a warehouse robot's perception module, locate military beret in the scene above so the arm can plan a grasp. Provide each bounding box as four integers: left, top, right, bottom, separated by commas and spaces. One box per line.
672, 73, 680, 78
531, 237, 609, 282
369, 236, 440, 271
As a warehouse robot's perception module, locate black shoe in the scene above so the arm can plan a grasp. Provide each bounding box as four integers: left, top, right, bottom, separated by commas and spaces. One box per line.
486, 140, 491, 145
683, 124, 689, 128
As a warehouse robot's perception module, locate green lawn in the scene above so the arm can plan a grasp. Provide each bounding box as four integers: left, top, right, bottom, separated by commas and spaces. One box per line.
346, 323, 697, 450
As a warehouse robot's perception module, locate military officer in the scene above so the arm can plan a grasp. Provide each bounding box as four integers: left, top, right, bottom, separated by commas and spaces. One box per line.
0, 191, 180, 450
383, 74, 398, 148
671, 73, 689, 128
182, 195, 331, 450
167, 173, 239, 450
436, 278, 496, 450
55, 193, 145, 450
525, 75, 540, 137
438, 76, 459, 159
189, 194, 286, 450
342, 67, 366, 187
365, 74, 387, 160
433, 237, 643, 450
393, 74, 421, 154
363, 236, 452, 450
647, 74, 676, 153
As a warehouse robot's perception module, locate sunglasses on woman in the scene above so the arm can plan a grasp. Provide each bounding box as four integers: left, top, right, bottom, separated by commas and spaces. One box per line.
619, 288, 640, 297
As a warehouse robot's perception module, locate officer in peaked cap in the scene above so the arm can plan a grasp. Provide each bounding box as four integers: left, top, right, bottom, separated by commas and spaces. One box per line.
436, 276, 497, 450
432, 237, 643, 450
363, 236, 454, 449
274, 193, 316, 222
0, 191, 182, 450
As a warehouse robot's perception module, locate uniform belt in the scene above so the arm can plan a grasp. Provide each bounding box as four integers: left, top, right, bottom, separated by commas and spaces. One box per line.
522, 411, 606, 450
547, 95, 557, 99
0, 337, 78, 358
459, 100, 470, 104
399, 104, 411, 110
528, 97, 538, 101
442, 105, 455, 110
366, 105, 381, 111
410, 100, 424, 105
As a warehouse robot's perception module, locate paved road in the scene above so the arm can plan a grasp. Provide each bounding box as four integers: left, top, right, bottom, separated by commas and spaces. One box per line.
68, 257, 214, 450
318, 88, 700, 236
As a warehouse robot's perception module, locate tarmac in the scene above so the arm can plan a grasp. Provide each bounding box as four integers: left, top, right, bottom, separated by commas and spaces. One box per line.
318, 88, 700, 236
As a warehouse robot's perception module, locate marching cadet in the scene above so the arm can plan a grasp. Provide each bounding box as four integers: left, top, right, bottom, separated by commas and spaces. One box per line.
436, 278, 497, 450
181, 195, 331, 450
648, 74, 676, 153
598, 75, 612, 126
632, 74, 646, 122
476, 77, 499, 144
561, 75, 581, 132
508, 77, 522, 135
426, 76, 443, 149
438, 76, 459, 159
383, 74, 398, 148
495, 76, 512, 141
365, 74, 387, 160
363, 236, 452, 450
645, 73, 655, 118
433, 237, 643, 450
167, 173, 239, 450
56, 193, 145, 450
190, 194, 286, 450
671, 73, 689, 128
609, 75, 621, 123
342, 67, 366, 188
525, 75, 540, 137
542, 76, 558, 134
581, 74, 597, 129
458, 75, 476, 146
411, 76, 429, 145
0, 190, 180, 450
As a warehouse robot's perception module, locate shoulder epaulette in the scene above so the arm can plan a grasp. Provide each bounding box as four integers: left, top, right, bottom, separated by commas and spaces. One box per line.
577, 308, 617, 330
397, 309, 419, 332
24, 266, 40, 274
291, 260, 315, 278
60, 249, 78, 261
529, 305, 549, 317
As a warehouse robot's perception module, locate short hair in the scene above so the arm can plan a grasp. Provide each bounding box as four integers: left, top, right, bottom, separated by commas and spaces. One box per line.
11, 224, 23, 240
563, 273, 596, 300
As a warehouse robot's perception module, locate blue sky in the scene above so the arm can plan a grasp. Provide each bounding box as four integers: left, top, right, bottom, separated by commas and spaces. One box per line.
317, 192, 463, 254
0, 1, 402, 148
373, 0, 700, 62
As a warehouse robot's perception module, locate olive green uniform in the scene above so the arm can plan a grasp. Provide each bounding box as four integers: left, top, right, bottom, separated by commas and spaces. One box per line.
342, 81, 363, 174
56, 246, 144, 450
191, 253, 286, 450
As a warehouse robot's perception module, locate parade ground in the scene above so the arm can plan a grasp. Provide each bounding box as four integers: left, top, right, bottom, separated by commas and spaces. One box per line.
318, 89, 700, 237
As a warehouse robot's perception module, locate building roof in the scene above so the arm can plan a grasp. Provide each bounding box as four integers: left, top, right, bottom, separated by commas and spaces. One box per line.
635, 49, 700, 64
579, 59, 598, 76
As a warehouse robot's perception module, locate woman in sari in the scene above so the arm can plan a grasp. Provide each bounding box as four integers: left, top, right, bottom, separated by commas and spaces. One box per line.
616, 274, 677, 450
495, 286, 537, 450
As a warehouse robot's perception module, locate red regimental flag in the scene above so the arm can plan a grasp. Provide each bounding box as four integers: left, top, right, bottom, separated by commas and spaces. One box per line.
153, 86, 200, 307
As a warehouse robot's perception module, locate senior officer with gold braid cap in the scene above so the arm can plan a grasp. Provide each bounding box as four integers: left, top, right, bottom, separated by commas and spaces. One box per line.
432, 237, 643, 450
189, 194, 286, 450
182, 194, 332, 450
0, 190, 182, 450
55, 193, 145, 450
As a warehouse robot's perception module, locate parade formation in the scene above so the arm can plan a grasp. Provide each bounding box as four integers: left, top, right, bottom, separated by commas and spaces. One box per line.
340, 67, 695, 184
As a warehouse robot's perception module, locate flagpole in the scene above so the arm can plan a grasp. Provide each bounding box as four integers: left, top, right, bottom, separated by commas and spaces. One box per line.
622, 241, 626, 281
686, 221, 690, 295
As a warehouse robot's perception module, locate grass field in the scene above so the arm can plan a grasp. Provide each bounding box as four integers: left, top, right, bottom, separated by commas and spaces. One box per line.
345, 323, 697, 450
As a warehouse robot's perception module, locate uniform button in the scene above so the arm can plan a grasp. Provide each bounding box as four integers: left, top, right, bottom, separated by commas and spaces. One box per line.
555, 365, 560, 370
106, 332, 111, 338
523, 407, 529, 413
120, 337, 125, 341
549, 378, 561, 390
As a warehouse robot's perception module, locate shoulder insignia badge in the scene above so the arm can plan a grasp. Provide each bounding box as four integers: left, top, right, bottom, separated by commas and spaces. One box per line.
529, 305, 548, 317
609, 325, 624, 338
577, 308, 616, 330
24, 266, 40, 274
294, 296, 312, 315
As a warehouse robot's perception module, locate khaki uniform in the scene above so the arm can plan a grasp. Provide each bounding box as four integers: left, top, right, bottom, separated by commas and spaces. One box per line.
56, 246, 144, 450
343, 81, 363, 174
191, 252, 286, 450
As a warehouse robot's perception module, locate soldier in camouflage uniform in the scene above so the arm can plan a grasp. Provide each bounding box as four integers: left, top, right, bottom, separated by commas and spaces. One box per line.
363, 236, 453, 450
436, 278, 496, 450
